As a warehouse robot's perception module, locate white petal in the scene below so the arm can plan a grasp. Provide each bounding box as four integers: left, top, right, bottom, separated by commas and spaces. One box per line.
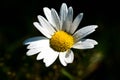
27, 48, 41, 56
73, 25, 98, 42
82, 39, 98, 45
33, 22, 51, 38
36, 52, 45, 60
60, 3, 68, 27
42, 47, 59, 67
70, 13, 83, 34
36, 47, 50, 60
43, 7, 56, 27
59, 51, 67, 66
59, 50, 74, 66
73, 39, 98, 49
62, 7, 73, 33
34, 41, 59, 67
27, 39, 49, 49
37, 15, 56, 35
64, 50, 74, 63
51, 8, 60, 30
24, 36, 47, 45
25, 38, 49, 56
35, 40, 50, 60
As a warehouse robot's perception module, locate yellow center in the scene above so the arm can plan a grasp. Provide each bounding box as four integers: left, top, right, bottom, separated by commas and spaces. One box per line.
50, 31, 74, 52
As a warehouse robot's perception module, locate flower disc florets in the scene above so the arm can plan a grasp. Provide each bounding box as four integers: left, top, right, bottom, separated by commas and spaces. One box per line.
50, 31, 74, 52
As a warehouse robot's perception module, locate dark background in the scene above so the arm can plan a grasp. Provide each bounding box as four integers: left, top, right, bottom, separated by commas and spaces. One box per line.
0, 0, 120, 80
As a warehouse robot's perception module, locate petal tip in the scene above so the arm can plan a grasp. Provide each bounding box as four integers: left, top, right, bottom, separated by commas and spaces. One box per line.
95, 41, 98, 45
26, 52, 32, 56
62, 3, 67, 6
43, 7, 48, 10
23, 40, 28, 45
44, 62, 51, 67
33, 22, 36, 24
62, 63, 67, 66
36, 56, 41, 60
37, 15, 41, 19
43, 7, 50, 13
94, 25, 98, 28
33, 22, 40, 27
80, 13, 84, 15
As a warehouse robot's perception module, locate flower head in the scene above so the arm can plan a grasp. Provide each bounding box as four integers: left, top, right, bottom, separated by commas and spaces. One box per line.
24, 3, 98, 67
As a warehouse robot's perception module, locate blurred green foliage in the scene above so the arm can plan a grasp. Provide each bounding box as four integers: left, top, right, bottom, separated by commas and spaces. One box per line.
0, 0, 120, 80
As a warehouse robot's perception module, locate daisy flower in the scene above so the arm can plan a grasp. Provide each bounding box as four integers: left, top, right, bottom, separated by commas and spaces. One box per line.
24, 3, 98, 67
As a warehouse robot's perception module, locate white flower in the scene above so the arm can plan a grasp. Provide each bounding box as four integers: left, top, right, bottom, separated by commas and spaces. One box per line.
24, 3, 98, 67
